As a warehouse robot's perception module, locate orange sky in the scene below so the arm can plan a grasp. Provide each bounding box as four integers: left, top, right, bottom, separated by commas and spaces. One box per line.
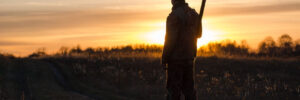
0, 0, 300, 56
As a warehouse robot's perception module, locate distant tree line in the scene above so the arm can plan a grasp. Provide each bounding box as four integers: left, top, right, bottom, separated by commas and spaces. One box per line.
54, 44, 163, 57
26, 34, 299, 58
198, 34, 300, 57
0, 53, 15, 59
197, 40, 249, 56
258, 34, 300, 57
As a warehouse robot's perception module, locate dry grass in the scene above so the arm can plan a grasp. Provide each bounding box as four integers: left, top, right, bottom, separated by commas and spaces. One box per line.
46, 55, 300, 100
0, 53, 299, 99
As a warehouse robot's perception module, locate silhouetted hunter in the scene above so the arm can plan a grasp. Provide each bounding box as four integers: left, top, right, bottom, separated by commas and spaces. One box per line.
162, 0, 206, 100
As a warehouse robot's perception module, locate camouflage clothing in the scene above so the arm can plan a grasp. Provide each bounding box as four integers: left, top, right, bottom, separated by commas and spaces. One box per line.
162, 3, 199, 63
162, 2, 199, 100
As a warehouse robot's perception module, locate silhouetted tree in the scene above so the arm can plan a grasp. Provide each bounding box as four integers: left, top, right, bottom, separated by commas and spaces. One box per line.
70, 45, 83, 54
278, 34, 293, 47
84, 47, 95, 57
197, 40, 249, 56
28, 47, 47, 58
294, 39, 300, 56
258, 37, 277, 56
59, 46, 69, 56
85, 48, 95, 53
205, 42, 221, 55
121, 46, 133, 52
0, 53, 15, 59
220, 40, 249, 55
95, 48, 104, 53
240, 40, 249, 49
278, 34, 293, 56
239, 40, 249, 55
221, 40, 237, 55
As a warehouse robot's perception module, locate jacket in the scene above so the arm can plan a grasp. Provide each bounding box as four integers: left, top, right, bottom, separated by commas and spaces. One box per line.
162, 3, 199, 63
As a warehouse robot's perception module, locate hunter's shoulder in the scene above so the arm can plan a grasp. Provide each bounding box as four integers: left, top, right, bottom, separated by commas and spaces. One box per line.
190, 8, 198, 14
167, 11, 180, 21
168, 8, 185, 22
169, 7, 185, 16
186, 6, 198, 16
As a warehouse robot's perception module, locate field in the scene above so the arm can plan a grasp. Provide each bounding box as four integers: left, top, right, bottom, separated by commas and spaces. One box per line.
0, 54, 299, 100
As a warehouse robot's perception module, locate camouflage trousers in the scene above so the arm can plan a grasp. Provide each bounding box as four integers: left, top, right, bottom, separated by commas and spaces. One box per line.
166, 60, 197, 100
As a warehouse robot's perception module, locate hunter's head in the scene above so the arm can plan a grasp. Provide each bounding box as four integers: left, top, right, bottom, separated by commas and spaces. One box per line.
171, 0, 185, 5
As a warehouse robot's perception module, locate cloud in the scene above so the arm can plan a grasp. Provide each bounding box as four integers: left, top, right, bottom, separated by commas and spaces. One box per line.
207, 3, 300, 17
0, 9, 167, 35
0, 41, 35, 46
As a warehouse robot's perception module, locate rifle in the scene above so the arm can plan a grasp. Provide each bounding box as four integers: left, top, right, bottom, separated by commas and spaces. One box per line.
197, 0, 207, 38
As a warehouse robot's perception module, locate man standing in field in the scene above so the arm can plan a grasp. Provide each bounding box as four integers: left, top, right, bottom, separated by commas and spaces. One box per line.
162, 0, 201, 100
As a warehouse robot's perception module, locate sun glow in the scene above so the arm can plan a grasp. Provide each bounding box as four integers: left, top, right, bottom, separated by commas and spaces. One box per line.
143, 28, 221, 48
143, 29, 166, 44
197, 29, 221, 47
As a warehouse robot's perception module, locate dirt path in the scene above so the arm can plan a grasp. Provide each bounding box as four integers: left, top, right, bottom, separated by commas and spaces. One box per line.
12, 59, 98, 100
16, 59, 33, 100
46, 60, 101, 100
44, 59, 136, 100
2, 58, 138, 100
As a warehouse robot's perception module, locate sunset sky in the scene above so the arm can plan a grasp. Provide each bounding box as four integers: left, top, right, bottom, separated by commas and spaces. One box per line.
0, 0, 300, 56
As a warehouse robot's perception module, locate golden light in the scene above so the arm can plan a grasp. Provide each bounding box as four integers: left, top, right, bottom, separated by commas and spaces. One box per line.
197, 29, 221, 48
142, 20, 222, 47
143, 29, 166, 44
143, 28, 221, 47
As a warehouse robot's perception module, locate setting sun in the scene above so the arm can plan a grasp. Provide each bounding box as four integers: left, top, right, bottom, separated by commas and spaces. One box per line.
144, 29, 166, 45
197, 29, 221, 47
143, 27, 221, 48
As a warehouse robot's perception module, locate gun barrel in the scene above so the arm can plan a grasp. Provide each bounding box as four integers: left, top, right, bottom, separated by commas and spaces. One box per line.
199, 0, 206, 20
197, 0, 206, 38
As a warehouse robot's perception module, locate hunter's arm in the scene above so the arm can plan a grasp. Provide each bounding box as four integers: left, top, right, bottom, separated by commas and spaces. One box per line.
162, 15, 180, 63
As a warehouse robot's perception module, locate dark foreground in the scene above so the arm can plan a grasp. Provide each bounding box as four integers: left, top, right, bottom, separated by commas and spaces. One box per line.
0, 56, 299, 100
